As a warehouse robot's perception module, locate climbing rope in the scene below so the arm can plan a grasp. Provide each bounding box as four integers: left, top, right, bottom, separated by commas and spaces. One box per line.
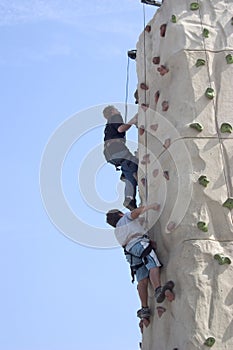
197, 1, 232, 199
142, 3, 149, 216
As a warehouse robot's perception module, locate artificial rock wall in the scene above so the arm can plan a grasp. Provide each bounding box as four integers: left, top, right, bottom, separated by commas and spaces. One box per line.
136, 1, 233, 349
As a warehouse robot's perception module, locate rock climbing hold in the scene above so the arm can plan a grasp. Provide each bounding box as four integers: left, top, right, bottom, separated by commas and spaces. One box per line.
160, 24, 167, 37
226, 54, 233, 64
152, 56, 160, 64
198, 175, 210, 187
231, 17, 233, 25
220, 123, 232, 133
195, 59, 206, 67
145, 25, 151, 33
171, 15, 177, 23
162, 101, 169, 111
214, 254, 231, 265
197, 221, 208, 232
139, 125, 145, 136
163, 171, 169, 180
222, 197, 233, 210
152, 169, 159, 177
140, 83, 149, 90
141, 154, 150, 164
157, 65, 169, 76
189, 123, 203, 132
141, 177, 147, 186
150, 123, 158, 131
167, 221, 176, 232
163, 138, 171, 149
157, 306, 166, 318
203, 28, 209, 38
127, 49, 137, 60
204, 337, 215, 347
190, 3, 199, 10
205, 88, 215, 99
134, 89, 138, 104
141, 103, 149, 111
155, 90, 160, 104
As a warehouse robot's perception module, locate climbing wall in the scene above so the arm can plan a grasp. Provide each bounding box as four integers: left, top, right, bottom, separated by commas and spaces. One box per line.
136, 1, 233, 349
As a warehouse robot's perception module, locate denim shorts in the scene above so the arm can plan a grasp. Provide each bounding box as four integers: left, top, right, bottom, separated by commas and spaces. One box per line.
125, 240, 161, 282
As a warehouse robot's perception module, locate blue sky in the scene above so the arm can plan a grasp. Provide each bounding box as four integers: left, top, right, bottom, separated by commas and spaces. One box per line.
0, 1, 157, 349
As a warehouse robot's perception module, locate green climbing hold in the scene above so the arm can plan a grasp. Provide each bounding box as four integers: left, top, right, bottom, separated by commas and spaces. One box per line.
195, 59, 206, 67
223, 197, 233, 210
220, 123, 232, 133
190, 2, 199, 10
226, 54, 233, 64
198, 175, 210, 187
197, 221, 208, 232
231, 17, 233, 25
203, 28, 209, 38
190, 123, 203, 132
205, 88, 215, 99
214, 254, 231, 265
204, 337, 215, 347
171, 15, 177, 23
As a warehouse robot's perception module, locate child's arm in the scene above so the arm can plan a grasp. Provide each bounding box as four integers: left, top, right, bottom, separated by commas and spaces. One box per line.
130, 203, 160, 220
117, 113, 138, 133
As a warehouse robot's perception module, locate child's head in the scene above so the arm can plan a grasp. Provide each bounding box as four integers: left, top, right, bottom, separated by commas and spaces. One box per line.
106, 209, 123, 227
103, 105, 120, 119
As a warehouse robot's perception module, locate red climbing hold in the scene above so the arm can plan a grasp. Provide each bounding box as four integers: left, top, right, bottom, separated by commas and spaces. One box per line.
139, 125, 145, 136
160, 24, 167, 37
163, 171, 169, 180
141, 177, 147, 186
155, 90, 160, 104
150, 123, 158, 131
141, 154, 150, 165
162, 101, 169, 111
152, 56, 160, 64
153, 169, 159, 177
157, 65, 169, 76
157, 306, 166, 318
140, 83, 149, 90
145, 25, 151, 33
167, 221, 176, 232
141, 103, 149, 111
163, 138, 171, 149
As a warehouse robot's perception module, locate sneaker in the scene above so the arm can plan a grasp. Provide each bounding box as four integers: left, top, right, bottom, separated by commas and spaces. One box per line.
137, 307, 151, 319
123, 197, 137, 211
155, 281, 175, 303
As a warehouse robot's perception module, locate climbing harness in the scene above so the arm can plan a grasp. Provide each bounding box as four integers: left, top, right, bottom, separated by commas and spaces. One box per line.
124, 238, 154, 283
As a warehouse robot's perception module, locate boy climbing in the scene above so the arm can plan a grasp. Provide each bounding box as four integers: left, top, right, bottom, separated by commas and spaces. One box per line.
103, 105, 138, 210
106, 204, 175, 324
